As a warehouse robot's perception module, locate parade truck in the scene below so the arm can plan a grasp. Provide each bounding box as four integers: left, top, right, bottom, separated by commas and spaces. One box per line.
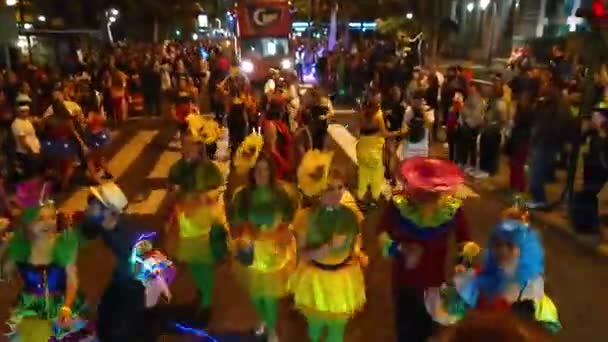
235, 0, 294, 83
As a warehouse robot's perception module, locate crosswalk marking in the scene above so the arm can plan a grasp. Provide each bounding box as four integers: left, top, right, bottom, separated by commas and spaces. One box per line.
59, 130, 159, 211
147, 151, 181, 179
128, 189, 166, 215
128, 128, 231, 215
107, 130, 159, 178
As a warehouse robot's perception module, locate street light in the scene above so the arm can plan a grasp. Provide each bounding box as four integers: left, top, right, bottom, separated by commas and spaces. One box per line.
110, 8, 119, 16
406, 13, 413, 20
480, 0, 490, 10
5, 0, 17, 6
192, 33, 198, 40
23, 23, 33, 30
467, 2, 475, 12
108, 16, 117, 23
37, 15, 46, 22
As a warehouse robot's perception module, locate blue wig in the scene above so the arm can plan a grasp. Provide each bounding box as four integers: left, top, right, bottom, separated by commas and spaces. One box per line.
476, 219, 545, 299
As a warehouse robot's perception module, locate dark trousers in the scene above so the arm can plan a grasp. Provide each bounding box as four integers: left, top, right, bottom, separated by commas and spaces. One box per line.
394, 286, 436, 342
479, 127, 502, 175
97, 280, 151, 342
570, 163, 608, 233
528, 145, 558, 203
508, 140, 529, 193
456, 125, 479, 168
144, 93, 161, 116
447, 129, 458, 162
311, 127, 327, 150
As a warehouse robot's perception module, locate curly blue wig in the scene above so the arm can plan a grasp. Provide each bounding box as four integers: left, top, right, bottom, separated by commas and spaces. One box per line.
476, 219, 545, 299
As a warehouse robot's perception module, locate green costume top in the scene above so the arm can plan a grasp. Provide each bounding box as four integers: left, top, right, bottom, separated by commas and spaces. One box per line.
174, 160, 228, 263
306, 204, 360, 265
169, 158, 202, 190
229, 185, 296, 230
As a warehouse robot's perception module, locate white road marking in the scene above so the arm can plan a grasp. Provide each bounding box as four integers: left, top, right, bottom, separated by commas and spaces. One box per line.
59, 130, 159, 211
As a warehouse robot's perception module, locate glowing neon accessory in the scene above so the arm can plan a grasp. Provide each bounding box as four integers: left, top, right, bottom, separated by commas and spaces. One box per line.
130, 232, 176, 307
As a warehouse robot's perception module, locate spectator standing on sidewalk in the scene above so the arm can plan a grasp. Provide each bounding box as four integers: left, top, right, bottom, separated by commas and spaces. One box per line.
456, 83, 485, 174
526, 75, 570, 209
11, 95, 41, 180
570, 103, 608, 240
505, 91, 534, 193
141, 57, 161, 116
479, 76, 508, 176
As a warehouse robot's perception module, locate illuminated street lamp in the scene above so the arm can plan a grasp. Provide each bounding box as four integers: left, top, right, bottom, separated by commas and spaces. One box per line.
192, 33, 198, 40
37, 15, 46, 22
23, 23, 32, 30
5, 0, 17, 6
110, 8, 119, 16
480, 0, 490, 10
466, 2, 475, 12
105, 8, 120, 43
406, 12, 413, 20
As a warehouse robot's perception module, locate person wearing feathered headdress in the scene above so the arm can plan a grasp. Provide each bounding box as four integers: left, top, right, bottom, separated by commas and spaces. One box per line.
288, 150, 366, 342
425, 205, 561, 333
228, 152, 299, 342
0, 201, 90, 342
377, 157, 476, 342
165, 158, 229, 321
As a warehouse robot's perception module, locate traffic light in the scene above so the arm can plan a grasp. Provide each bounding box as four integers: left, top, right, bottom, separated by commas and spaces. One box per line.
577, 1, 608, 30
593, 0, 608, 17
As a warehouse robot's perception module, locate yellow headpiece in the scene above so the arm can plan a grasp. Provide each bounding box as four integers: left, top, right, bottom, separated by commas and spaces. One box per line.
297, 149, 334, 197
186, 114, 224, 145
233, 129, 264, 175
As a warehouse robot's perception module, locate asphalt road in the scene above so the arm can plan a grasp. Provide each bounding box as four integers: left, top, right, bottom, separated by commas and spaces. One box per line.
0, 113, 606, 341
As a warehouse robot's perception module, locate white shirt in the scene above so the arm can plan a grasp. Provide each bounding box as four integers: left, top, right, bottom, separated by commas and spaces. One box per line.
12, 117, 40, 154
264, 78, 276, 95
399, 105, 435, 160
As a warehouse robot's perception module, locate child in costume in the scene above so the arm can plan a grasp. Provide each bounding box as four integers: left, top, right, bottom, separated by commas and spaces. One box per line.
425, 205, 561, 333
289, 150, 367, 342
228, 154, 298, 342
1, 202, 90, 342
167, 160, 230, 320
377, 157, 476, 342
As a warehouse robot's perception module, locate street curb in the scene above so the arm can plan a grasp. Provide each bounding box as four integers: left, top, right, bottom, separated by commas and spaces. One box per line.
465, 179, 608, 259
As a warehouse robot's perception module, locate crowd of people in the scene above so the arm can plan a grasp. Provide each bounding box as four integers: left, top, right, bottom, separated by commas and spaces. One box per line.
4, 37, 608, 342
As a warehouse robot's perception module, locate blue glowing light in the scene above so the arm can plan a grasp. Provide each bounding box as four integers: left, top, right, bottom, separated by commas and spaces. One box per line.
174, 323, 218, 341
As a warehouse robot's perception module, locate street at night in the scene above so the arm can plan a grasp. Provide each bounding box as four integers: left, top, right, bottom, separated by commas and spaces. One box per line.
1, 115, 606, 341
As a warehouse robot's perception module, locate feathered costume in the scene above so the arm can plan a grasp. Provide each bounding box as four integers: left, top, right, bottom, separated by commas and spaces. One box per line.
377, 157, 475, 342
228, 152, 298, 334
425, 211, 561, 333
169, 161, 230, 310
5, 205, 90, 342
289, 150, 367, 342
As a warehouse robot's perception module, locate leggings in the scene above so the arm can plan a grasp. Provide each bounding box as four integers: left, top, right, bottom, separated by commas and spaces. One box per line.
188, 262, 214, 309
252, 296, 279, 330
307, 316, 347, 342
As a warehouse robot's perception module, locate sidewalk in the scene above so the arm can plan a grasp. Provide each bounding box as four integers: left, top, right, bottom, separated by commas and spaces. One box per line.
438, 143, 608, 257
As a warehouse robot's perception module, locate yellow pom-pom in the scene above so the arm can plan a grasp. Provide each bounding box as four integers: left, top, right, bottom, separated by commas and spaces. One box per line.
461, 241, 481, 259
233, 133, 264, 175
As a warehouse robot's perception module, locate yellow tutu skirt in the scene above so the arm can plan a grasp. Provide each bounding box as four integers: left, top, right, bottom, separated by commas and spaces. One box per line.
175, 236, 212, 264
234, 233, 297, 299
288, 260, 366, 320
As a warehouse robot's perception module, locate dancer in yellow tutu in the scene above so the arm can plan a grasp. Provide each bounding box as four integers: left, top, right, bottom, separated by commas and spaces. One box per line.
228, 153, 298, 342
356, 93, 407, 203
289, 149, 367, 342
167, 160, 229, 319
